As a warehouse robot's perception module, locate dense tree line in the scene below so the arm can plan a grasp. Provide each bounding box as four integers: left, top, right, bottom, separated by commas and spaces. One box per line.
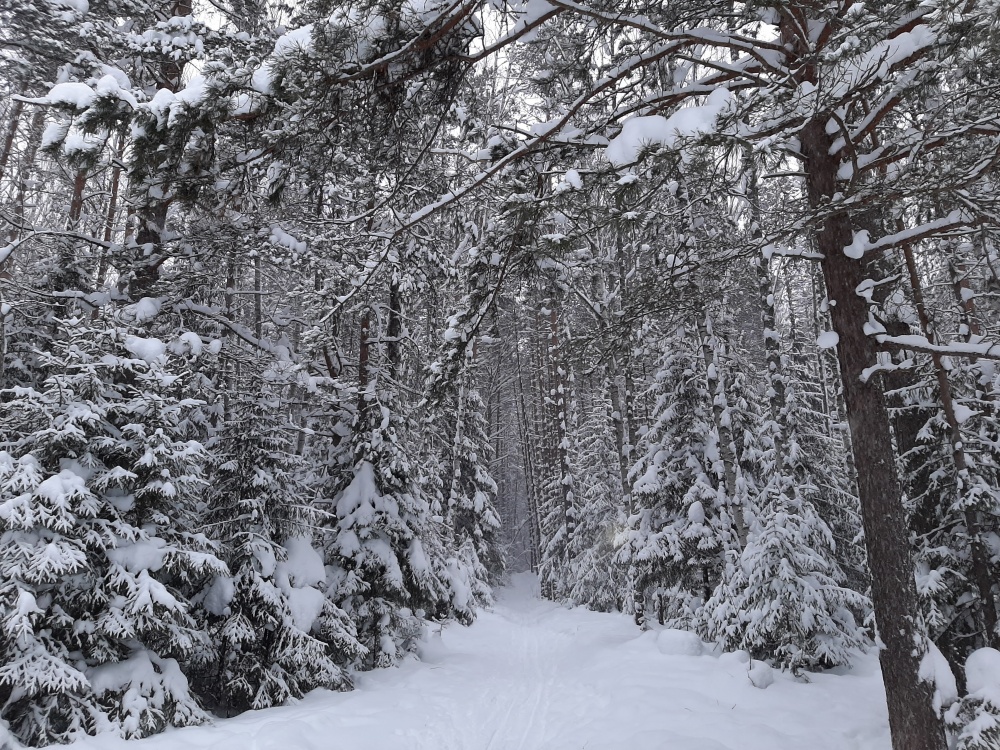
2, 1, 1000, 749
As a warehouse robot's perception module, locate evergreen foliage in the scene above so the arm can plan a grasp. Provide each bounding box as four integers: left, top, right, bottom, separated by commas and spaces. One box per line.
0, 318, 223, 743
203, 387, 359, 713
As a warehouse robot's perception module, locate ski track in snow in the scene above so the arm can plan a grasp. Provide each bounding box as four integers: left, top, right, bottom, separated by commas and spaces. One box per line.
70, 573, 892, 750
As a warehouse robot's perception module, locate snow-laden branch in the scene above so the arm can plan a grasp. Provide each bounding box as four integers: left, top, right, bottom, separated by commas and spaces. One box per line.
875, 333, 1000, 362
318, 36, 689, 317
543, 0, 788, 76
0, 225, 115, 267
854, 211, 978, 257
177, 300, 291, 359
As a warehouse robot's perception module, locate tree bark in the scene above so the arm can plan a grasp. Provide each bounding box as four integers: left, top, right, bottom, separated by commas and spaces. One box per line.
8, 109, 44, 244
94, 139, 124, 292
801, 118, 947, 750
512, 306, 541, 572
358, 310, 371, 408
127, 0, 193, 300
254, 254, 263, 340
547, 300, 574, 562
67, 169, 87, 229
387, 278, 402, 380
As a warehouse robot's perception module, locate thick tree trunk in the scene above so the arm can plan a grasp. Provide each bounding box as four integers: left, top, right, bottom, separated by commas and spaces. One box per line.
131, 197, 168, 298
801, 118, 946, 750
67, 169, 87, 229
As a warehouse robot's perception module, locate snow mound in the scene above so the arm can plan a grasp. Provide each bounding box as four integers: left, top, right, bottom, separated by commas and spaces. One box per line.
718, 648, 751, 666
966, 647, 1000, 698
748, 660, 774, 689
656, 628, 704, 656
919, 639, 958, 714
276, 536, 327, 631
817, 331, 839, 349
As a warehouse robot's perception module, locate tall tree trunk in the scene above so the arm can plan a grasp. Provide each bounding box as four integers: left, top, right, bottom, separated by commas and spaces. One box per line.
254, 254, 263, 340
131, 198, 168, 298
697, 316, 746, 548
547, 300, 574, 566
0, 94, 24, 184
801, 118, 947, 750
8, 109, 44, 244
447, 338, 473, 543
221, 253, 238, 421
67, 169, 87, 229
387, 278, 402, 380
94, 138, 124, 292
513, 306, 541, 572
358, 310, 371, 412
747, 152, 790, 482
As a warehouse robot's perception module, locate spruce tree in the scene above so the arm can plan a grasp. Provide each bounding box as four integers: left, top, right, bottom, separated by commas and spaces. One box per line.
620, 326, 735, 628
203, 387, 360, 714
444, 381, 504, 616
0, 317, 224, 744
567, 399, 626, 612
327, 373, 450, 668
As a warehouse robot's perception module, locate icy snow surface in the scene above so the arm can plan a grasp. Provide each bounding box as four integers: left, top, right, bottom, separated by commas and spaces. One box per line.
68, 573, 892, 750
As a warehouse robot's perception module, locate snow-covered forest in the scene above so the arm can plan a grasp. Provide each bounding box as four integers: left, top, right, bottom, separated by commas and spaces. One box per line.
1, 1, 1000, 748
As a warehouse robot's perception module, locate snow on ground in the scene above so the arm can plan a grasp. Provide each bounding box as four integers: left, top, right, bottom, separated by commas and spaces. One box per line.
71, 573, 891, 750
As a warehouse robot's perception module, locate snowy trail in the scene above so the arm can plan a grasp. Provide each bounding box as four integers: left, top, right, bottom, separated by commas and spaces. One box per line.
72, 574, 893, 750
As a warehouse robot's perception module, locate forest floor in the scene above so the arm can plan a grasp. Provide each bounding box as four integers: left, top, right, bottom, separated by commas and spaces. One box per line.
71, 573, 893, 750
